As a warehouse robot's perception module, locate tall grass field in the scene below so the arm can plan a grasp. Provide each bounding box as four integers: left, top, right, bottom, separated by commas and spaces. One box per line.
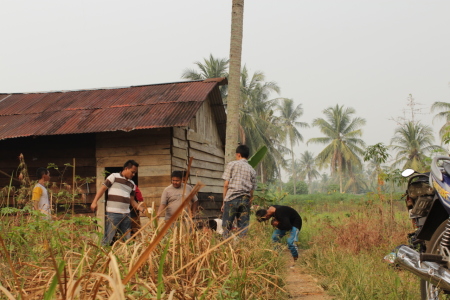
1, 174, 425, 300
290, 193, 423, 300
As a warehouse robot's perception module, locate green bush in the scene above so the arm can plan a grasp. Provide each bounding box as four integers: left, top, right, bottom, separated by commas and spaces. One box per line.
283, 180, 308, 195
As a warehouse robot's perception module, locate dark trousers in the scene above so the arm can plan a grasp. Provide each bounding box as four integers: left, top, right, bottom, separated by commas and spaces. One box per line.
222, 196, 250, 238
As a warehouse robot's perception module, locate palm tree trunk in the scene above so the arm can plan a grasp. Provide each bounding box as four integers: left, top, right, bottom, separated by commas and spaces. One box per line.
338, 156, 343, 193
224, 0, 244, 165
292, 145, 296, 195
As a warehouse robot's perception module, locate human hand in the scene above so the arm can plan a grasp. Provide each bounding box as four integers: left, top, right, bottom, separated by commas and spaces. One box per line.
221, 203, 224, 212
271, 218, 279, 228
90, 202, 97, 212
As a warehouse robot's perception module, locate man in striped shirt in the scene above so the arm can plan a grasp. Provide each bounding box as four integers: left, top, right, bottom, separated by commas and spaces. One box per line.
221, 145, 257, 238
91, 160, 144, 246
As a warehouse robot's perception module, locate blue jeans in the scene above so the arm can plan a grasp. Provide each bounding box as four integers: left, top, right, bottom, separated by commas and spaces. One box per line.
102, 212, 131, 246
272, 226, 300, 258
222, 196, 250, 238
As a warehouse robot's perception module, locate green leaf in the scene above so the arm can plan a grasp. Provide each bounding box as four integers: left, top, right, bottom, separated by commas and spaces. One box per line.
44, 260, 65, 300
157, 240, 170, 299
248, 145, 268, 168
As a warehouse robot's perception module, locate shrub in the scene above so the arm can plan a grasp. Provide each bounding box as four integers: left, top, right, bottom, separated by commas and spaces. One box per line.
283, 180, 308, 195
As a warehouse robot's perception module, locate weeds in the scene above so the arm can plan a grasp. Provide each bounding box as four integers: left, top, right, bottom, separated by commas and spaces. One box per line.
296, 194, 421, 299
0, 209, 288, 299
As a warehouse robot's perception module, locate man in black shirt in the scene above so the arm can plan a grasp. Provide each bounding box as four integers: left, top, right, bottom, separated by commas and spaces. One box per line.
256, 205, 302, 261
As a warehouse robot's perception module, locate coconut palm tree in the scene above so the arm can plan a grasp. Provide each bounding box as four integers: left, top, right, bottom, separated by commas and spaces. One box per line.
390, 121, 442, 171
181, 55, 286, 181
224, 0, 244, 165
308, 104, 366, 193
239, 66, 280, 145
344, 164, 368, 194
431, 101, 450, 142
297, 151, 320, 187
239, 66, 286, 182
181, 54, 229, 99
276, 98, 309, 194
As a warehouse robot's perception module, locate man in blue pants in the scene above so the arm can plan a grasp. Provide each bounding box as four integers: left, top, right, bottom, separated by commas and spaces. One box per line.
256, 205, 302, 263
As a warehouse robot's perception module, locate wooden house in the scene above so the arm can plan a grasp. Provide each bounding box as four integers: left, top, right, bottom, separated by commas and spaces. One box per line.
0, 78, 227, 227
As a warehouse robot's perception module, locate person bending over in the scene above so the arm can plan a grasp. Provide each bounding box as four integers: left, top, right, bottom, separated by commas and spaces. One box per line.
256, 205, 302, 262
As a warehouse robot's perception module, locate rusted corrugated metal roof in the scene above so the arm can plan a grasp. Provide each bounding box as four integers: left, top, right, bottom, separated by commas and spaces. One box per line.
0, 78, 227, 142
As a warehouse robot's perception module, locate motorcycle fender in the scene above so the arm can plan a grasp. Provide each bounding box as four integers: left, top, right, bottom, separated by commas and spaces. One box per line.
416, 197, 449, 241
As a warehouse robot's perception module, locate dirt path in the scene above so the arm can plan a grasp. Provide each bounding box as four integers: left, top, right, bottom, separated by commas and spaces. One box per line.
284, 253, 333, 299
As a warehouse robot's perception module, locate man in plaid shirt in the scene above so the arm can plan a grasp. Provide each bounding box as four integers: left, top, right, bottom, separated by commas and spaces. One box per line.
221, 145, 257, 238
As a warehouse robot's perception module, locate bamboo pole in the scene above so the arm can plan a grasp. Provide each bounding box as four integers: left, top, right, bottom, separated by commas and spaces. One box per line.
122, 181, 204, 284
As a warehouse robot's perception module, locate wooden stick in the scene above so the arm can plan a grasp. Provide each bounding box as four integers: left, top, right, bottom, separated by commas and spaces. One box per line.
0, 170, 21, 183
122, 181, 204, 284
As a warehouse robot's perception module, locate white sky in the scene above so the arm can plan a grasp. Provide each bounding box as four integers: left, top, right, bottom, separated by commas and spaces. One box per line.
1, 0, 450, 174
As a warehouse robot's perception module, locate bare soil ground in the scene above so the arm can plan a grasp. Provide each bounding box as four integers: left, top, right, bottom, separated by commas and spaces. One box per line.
284, 253, 334, 299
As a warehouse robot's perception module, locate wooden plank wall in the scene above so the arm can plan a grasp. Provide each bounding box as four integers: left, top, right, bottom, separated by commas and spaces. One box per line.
0, 134, 97, 209
172, 97, 225, 217
96, 128, 172, 208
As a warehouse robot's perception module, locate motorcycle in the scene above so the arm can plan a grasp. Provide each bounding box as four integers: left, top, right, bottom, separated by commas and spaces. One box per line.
392, 156, 450, 299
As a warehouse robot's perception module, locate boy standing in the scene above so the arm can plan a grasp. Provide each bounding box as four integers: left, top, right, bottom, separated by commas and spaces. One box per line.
32, 167, 51, 219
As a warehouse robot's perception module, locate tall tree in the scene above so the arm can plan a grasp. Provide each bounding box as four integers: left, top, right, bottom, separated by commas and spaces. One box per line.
297, 151, 320, 187
364, 143, 390, 198
239, 66, 280, 146
390, 121, 442, 171
181, 56, 286, 181
276, 98, 309, 194
431, 101, 450, 143
239, 66, 286, 182
181, 54, 229, 99
308, 104, 366, 193
225, 0, 244, 165
181, 54, 229, 80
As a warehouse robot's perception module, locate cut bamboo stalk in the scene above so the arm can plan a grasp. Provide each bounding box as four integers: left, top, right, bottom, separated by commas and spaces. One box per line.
122, 182, 204, 284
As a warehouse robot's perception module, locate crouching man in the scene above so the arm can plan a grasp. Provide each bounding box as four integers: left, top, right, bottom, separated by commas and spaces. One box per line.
256, 205, 302, 262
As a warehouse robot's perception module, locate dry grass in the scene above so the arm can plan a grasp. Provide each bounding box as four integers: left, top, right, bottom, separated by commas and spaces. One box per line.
297, 197, 421, 299
0, 208, 287, 300
0, 158, 287, 299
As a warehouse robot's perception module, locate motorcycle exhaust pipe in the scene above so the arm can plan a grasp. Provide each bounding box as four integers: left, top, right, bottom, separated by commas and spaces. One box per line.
395, 246, 450, 291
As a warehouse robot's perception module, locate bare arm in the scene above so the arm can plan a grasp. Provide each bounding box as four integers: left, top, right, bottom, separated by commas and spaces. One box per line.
90, 185, 108, 212
266, 206, 276, 218
130, 196, 144, 213
221, 180, 229, 212
157, 204, 167, 218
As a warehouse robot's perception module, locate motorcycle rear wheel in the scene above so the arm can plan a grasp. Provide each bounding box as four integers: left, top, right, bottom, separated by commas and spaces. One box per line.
421, 220, 450, 300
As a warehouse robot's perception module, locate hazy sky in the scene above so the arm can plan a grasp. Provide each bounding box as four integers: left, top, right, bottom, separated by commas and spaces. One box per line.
1, 0, 450, 169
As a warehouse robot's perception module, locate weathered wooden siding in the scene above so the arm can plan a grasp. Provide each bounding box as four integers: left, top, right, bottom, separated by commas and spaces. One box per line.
188, 96, 223, 148
172, 96, 225, 217
95, 128, 172, 208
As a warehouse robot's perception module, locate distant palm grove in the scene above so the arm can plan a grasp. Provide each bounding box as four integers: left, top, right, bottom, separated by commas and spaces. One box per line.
182, 55, 447, 195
